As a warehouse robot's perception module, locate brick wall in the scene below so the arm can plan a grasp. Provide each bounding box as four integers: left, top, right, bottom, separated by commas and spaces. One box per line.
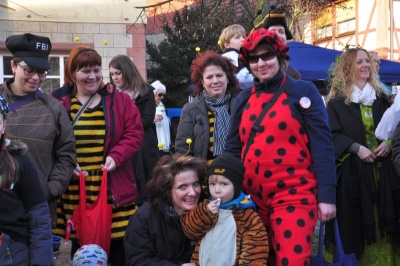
0, 20, 147, 82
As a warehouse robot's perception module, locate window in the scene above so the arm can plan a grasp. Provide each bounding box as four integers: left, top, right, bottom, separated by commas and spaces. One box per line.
317, 25, 333, 39
1, 55, 68, 93
337, 18, 355, 35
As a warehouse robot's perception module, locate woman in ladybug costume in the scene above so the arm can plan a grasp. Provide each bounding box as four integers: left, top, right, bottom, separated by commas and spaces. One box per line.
224, 29, 337, 265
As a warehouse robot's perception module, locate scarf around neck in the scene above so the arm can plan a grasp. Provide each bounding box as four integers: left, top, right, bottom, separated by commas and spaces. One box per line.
203, 90, 231, 156
211, 191, 256, 210
351, 82, 376, 106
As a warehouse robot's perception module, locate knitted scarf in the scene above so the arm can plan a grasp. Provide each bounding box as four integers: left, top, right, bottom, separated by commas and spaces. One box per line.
351, 82, 376, 106
203, 90, 231, 156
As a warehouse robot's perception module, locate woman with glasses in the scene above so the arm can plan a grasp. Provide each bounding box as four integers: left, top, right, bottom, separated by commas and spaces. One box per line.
124, 155, 206, 266
151, 80, 172, 156
52, 46, 144, 265
175, 51, 240, 166
0, 33, 76, 231
326, 48, 400, 264
224, 29, 337, 265
109, 55, 160, 206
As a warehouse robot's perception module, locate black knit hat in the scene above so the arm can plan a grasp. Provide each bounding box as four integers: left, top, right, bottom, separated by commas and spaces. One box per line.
207, 153, 245, 198
5, 33, 52, 70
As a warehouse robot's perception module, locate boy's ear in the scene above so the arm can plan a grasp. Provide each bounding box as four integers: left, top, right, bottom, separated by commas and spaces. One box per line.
224, 41, 231, 49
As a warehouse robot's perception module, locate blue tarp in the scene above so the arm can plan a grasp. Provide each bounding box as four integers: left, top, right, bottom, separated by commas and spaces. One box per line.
167, 108, 182, 119
287, 41, 400, 83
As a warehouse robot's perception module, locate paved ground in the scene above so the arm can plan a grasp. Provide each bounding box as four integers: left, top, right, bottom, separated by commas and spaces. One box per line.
54, 238, 72, 266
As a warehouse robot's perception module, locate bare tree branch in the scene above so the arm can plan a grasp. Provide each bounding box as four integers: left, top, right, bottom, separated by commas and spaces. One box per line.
135, 0, 173, 9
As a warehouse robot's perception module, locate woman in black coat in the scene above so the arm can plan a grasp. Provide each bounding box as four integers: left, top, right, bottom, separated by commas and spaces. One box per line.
124, 155, 206, 265
326, 48, 400, 263
110, 55, 159, 205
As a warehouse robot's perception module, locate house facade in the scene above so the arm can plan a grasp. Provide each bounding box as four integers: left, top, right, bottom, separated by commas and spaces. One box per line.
311, 0, 400, 62
0, 0, 146, 93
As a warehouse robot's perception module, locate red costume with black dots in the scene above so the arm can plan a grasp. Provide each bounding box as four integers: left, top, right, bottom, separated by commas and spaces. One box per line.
224, 71, 337, 266
241, 89, 317, 265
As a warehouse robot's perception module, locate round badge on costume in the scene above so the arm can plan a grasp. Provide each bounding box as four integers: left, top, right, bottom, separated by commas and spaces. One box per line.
299, 97, 311, 109
364, 110, 372, 118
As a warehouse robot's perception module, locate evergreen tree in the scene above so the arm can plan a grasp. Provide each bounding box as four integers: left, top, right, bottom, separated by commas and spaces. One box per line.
146, 1, 337, 107
146, 1, 254, 107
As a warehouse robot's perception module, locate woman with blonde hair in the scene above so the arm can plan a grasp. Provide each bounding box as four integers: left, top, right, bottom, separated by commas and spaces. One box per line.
326, 47, 400, 264
327, 48, 386, 104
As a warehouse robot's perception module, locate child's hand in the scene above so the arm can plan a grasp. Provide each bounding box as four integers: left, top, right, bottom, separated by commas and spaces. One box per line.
207, 198, 220, 214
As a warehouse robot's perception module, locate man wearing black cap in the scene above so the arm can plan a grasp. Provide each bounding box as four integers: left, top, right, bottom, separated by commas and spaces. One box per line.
254, 11, 302, 80
0, 33, 76, 229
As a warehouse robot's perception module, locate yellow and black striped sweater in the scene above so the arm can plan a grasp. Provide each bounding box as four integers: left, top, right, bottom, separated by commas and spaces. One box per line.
54, 97, 137, 239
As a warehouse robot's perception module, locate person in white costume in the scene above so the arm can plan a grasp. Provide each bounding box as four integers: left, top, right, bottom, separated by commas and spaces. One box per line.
152, 80, 171, 155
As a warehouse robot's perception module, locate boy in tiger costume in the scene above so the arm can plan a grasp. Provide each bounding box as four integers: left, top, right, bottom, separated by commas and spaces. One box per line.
180, 153, 268, 265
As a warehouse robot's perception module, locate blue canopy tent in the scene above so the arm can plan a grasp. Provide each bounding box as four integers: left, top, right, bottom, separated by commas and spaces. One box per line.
286, 42, 400, 94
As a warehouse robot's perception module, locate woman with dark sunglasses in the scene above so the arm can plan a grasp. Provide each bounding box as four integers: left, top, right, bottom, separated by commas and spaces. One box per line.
151, 80, 172, 157
224, 28, 337, 265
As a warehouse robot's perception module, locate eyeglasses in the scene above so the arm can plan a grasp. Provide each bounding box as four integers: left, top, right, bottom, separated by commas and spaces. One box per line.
17, 63, 48, 78
157, 93, 165, 97
374, 59, 382, 66
174, 181, 200, 192
247, 51, 277, 64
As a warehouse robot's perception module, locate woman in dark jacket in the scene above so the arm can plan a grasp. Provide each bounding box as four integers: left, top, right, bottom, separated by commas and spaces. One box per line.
175, 51, 240, 166
124, 155, 206, 265
110, 55, 160, 205
0, 96, 53, 266
326, 48, 400, 264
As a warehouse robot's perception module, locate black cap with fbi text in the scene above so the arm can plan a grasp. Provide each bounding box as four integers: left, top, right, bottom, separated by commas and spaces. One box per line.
5, 33, 52, 70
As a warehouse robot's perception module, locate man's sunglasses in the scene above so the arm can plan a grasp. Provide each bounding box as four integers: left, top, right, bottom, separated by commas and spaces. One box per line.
247, 51, 277, 64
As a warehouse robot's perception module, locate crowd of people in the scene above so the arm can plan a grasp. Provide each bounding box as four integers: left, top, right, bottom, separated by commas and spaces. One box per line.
1, 8, 400, 266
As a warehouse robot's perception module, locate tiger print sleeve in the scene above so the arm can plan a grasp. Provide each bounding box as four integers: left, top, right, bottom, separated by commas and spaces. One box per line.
236, 209, 269, 265
180, 199, 218, 240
